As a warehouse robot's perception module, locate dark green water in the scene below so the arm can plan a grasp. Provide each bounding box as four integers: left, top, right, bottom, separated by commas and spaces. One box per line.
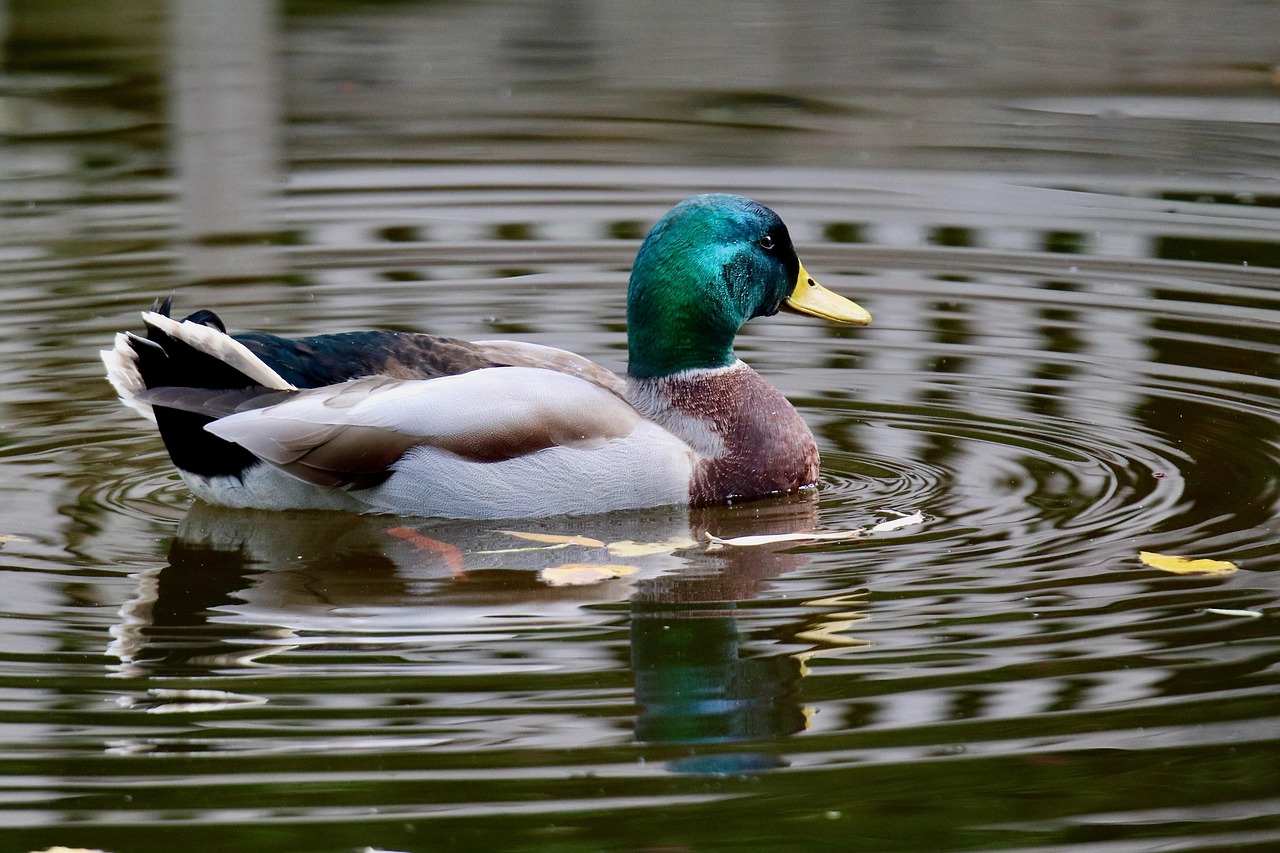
2, 2, 1279, 851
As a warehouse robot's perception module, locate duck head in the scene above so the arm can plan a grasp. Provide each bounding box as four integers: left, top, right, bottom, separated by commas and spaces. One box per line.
626, 194, 871, 380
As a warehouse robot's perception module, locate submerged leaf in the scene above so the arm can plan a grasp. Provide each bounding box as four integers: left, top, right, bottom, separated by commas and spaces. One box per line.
539, 563, 640, 586
497, 530, 605, 548
386, 527, 465, 575
706, 529, 861, 548
1138, 551, 1238, 576
606, 536, 700, 557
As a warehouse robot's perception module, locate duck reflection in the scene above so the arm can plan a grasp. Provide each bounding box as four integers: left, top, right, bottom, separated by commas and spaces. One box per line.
111, 494, 851, 765
628, 506, 815, 768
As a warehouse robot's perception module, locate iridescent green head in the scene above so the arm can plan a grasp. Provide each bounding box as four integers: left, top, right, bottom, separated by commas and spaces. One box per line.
625, 194, 871, 379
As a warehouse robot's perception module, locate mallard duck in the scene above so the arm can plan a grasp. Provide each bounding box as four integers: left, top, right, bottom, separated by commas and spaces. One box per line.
103, 194, 871, 517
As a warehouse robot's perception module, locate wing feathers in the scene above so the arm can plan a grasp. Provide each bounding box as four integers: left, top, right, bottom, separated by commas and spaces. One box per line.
137, 386, 294, 419
472, 340, 627, 396
205, 367, 649, 489
283, 425, 421, 489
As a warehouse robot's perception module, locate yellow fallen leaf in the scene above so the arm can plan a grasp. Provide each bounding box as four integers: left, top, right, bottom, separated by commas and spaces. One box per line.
497, 530, 605, 548
606, 536, 700, 557
539, 563, 640, 586
1138, 551, 1237, 576
706, 529, 861, 548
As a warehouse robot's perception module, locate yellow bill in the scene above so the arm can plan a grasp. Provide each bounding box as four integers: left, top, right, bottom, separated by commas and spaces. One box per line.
784, 262, 872, 325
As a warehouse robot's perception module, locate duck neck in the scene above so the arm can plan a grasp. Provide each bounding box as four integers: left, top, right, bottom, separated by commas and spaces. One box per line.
625, 248, 746, 378
624, 320, 737, 376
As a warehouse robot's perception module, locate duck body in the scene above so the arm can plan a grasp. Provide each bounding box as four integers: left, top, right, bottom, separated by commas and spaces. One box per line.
103, 194, 870, 518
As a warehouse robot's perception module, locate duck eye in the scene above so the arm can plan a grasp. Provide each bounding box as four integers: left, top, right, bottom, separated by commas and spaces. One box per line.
758, 234, 775, 251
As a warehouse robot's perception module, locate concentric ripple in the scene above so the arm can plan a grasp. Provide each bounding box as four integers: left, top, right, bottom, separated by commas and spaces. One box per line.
5, 0, 1280, 846
3, 165, 1280, 853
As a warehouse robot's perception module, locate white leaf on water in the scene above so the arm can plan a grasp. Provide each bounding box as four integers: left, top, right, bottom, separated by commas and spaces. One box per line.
705, 530, 862, 548
132, 688, 269, 714
870, 511, 926, 533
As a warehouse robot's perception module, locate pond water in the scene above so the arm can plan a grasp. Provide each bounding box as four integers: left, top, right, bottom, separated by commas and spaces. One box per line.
2, 2, 1279, 852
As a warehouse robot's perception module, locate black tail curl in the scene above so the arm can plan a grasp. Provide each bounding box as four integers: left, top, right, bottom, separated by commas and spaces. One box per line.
129, 300, 268, 481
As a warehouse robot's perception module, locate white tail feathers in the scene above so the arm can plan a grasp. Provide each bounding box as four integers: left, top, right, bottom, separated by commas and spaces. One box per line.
101, 332, 156, 422
103, 313, 298, 422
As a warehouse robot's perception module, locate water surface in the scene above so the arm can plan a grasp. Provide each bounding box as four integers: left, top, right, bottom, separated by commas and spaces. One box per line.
2, 2, 1279, 851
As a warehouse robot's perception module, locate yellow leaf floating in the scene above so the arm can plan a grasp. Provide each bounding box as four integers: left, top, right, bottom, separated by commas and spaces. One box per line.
606, 536, 700, 557
496, 530, 605, 548
539, 563, 640, 586
1138, 551, 1238, 576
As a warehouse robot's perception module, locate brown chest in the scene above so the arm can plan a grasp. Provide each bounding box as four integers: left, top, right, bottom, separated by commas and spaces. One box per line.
650, 367, 820, 505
